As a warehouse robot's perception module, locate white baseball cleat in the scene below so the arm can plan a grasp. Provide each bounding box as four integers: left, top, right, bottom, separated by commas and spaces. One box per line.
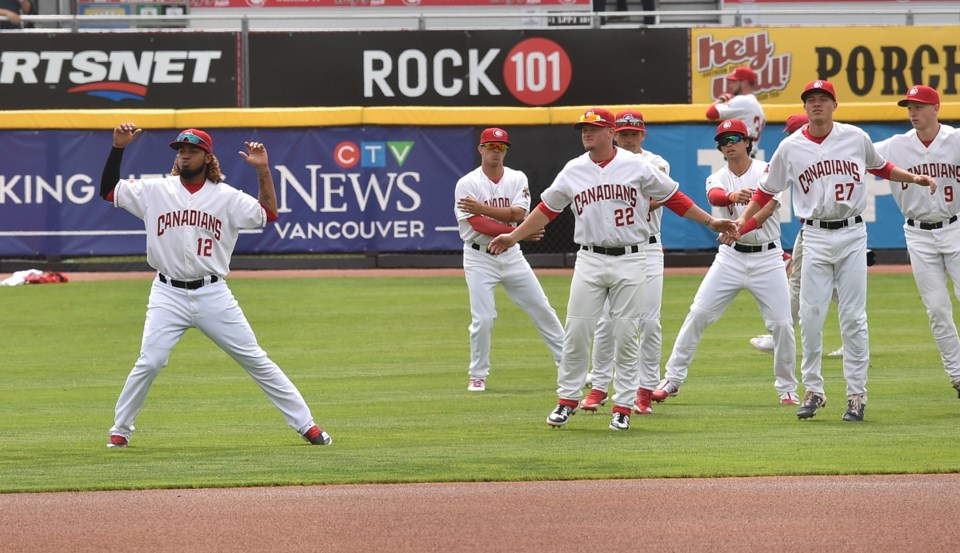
749, 334, 775, 354
467, 378, 486, 392
827, 347, 844, 357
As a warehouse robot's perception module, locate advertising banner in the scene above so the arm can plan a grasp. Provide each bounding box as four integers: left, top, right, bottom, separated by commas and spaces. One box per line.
189, 0, 588, 6
248, 29, 689, 107
0, 127, 472, 257
691, 26, 960, 105
0, 123, 917, 258
0, 33, 237, 109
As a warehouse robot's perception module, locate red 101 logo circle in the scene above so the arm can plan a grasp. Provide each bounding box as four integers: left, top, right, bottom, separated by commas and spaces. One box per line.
502, 38, 572, 106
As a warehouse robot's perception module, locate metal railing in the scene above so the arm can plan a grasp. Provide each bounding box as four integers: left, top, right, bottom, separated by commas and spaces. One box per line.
3, 6, 959, 32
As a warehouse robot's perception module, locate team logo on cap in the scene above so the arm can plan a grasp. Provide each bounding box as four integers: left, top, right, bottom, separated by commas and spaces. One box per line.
908, 86, 920, 97
493, 130, 505, 139
813, 81, 824, 89
722, 121, 733, 130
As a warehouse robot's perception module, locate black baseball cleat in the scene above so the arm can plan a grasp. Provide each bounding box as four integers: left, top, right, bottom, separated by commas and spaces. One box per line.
303, 425, 333, 445
796, 391, 826, 420
842, 394, 866, 422
953, 379, 960, 399
547, 404, 577, 427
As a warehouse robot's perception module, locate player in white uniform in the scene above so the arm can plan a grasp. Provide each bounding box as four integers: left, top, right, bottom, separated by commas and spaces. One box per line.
100, 123, 332, 448
706, 66, 766, 143
488, 108, 737, 431
750, 113, 842, 359
652, 119, 797, 405
581, 109, 670, 416
454, 128, 564, 392
875, 85, 960, 398
737, 80, 937, 422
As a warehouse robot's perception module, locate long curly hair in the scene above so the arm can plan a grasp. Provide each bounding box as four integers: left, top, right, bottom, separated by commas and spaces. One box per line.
171, 153, 225, 183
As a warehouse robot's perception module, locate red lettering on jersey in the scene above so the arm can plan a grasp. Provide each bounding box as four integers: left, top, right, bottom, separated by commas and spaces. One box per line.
573, 183, 638, 216
485, 197, 512, 209
156, 209, 224, 241
907, 163, 960, 184
798, 160, 862, 194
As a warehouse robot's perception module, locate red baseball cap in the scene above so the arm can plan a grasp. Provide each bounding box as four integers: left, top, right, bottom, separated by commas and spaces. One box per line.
783, 114, 809, 134
169, 129, 213, 155
801, 80, 837, 102
479, 127, 511, 146
714, 119, 749, 140
614, 110, 646, 131
574, 108, 616, 129
898, 85, 940, 107
726, 66, 757, 84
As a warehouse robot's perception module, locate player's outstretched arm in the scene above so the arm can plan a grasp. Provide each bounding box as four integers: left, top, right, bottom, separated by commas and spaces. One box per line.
891, 167, 938, 195
100, 122, 141, 199
240, 141, 279, 217
489, 208, 550, 254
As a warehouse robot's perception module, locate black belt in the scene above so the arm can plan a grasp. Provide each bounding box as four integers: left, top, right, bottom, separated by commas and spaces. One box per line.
470, 242, 496, 255
158, 273, 219, 290
729, 242, 777, 253
804, 215, 863, 230
580, 244, 641, 256
649, 235, 658, 245
907, 215, 958, 230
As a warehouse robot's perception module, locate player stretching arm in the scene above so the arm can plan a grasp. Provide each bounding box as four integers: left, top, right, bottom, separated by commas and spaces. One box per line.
734, 80, 934, 424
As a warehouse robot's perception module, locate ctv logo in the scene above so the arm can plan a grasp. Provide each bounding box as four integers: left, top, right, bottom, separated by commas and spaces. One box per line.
333, 141, 414, 169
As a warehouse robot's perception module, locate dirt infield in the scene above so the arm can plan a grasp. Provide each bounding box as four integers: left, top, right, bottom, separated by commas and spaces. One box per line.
3, 474, 958, 552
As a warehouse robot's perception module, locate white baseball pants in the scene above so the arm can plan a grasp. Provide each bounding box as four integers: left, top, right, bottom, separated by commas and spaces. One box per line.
591, 243, 664, 393
663, 244, 796, 395
110, 277, 317, 439
463, 244, 564, 380
799, 223, 869, 396
557, 249, 646, 410
904, 222, 960, 383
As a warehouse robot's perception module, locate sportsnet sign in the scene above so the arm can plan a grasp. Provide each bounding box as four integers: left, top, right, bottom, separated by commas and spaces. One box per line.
0, 33, 236, 109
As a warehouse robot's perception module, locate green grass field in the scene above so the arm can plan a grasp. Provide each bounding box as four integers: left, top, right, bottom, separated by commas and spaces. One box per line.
1, 272, 958, 493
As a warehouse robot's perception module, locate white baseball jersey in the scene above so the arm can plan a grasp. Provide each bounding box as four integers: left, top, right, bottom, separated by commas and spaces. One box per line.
876, 124, 960, 221
761, 122, 887, 221
707, 159, 782, 244
454, 166, 529, 245
639, 149, 670, 237
114, 176, 267, 279
541, 147, 679, 247
715, 94, 765, 141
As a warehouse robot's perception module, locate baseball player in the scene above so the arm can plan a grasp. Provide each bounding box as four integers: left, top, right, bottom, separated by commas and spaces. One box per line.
875, 85, 960, 398
706, 66, 766, 143
737, 80, 936, 422
454, 127, 564, 392
581, 109, 670, 416
100, 123, 332, 448
488, 108, 737, 432
749, 113, 843, 359
652, 119, 798, 405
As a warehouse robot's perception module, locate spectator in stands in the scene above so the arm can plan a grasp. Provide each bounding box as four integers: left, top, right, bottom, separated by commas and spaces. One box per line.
0, 0, 29, 29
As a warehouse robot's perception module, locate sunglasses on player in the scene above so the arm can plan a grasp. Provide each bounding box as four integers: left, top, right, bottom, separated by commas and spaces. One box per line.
481, 143, 508, 152
717, 135, 745, 147
176, 132, 210, 148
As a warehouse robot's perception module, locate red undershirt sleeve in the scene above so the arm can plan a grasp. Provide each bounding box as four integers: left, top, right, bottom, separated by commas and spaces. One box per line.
705, 105, 720, 120
536, 201, 562, 221
708, 188, 732, 206
261, 202, 279, 222
739, 217, 759, 235
468, 215, 517, 236
866, 162, 894, 180
662, 191, 695, 216
750, 188, 774, 207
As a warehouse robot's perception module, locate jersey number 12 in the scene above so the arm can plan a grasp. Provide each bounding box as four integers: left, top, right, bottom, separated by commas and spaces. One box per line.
197, 238, 213, 257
